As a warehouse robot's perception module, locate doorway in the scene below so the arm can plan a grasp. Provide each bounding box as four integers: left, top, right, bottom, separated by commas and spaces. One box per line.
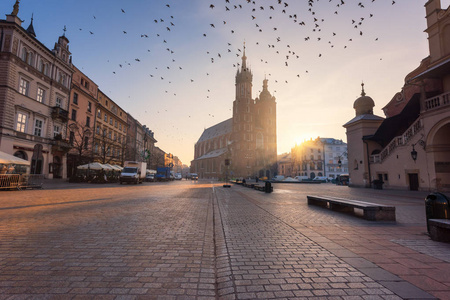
408, 173, 419, 191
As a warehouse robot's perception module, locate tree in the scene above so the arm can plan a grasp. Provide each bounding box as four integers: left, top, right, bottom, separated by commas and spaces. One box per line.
67, 122, 92, 176
94, 128, 118, 164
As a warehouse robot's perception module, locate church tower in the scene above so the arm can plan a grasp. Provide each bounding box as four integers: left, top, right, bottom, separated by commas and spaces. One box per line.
231, 45, 255, 177
254, 78, 277, 178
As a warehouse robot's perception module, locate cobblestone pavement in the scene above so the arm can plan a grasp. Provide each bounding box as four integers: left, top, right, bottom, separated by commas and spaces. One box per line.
0, 180, 448, 299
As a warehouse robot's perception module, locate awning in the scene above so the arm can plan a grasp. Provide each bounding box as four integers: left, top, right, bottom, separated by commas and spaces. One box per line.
77, 162, 111, 170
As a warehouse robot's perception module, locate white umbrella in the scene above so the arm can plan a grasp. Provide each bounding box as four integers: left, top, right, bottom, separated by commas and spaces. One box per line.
113, 165, 123, 170
103, 164, 120, 171
0, 151, 30, 165
77, 162, 107, 170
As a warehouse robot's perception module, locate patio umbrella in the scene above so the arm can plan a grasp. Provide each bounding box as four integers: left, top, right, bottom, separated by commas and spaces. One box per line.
0, 151, 30, 165
77, 162, 107, 170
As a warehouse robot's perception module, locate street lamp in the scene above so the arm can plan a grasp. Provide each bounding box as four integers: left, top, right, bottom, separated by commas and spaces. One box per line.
411, 144, 418, 162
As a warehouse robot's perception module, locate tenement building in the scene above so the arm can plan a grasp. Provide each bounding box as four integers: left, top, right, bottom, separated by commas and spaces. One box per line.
344, 0, 450, 191
191, 48, 277, 179
0, 2, 73, 178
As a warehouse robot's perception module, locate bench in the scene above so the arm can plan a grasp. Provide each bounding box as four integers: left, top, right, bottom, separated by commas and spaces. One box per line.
307, 195, 396, 221
428, 219, 450, 243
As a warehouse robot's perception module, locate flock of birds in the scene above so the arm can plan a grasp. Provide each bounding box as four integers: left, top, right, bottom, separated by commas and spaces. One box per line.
71, 0, 401, 154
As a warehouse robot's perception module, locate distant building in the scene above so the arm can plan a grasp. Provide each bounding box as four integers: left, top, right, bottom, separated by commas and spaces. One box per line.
344, 0, 450, 191
277, 153, 292, 178
191, 47, 277, 179
0, 3, 73, 178
291, 138, 325, 180
320, 138, 348, 179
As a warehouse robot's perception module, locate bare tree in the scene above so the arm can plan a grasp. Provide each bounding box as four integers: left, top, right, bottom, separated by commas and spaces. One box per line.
94, 128, 117, 164
67, 122, 92, 176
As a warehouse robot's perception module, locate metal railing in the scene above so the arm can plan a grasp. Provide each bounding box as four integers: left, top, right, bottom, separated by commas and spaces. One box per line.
0, 174, 44, 190
0, 175, 21, 190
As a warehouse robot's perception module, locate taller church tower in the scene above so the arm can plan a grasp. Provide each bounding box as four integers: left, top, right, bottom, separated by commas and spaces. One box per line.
231, 45, 255, 177
230, 46, 277, 178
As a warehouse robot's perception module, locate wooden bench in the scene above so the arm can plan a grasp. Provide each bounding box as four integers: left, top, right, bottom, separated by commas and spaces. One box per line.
428, 219, 450, 243
307, 195, 396, 221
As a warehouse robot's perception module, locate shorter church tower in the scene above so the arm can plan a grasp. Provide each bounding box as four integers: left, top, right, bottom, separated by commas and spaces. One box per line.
254, 78, 277, 178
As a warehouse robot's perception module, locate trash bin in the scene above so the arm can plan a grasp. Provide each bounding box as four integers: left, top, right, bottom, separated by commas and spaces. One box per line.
265, 181, 272, 193
372, 179, 383, 190
425, 192, 449, 233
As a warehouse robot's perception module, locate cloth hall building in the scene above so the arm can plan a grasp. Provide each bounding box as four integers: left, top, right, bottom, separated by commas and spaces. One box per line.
191, 50, 277, 179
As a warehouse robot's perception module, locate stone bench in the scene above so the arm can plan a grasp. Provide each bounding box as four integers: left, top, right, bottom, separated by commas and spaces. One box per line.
307, 195, 396, 221
428, 219, 450, 243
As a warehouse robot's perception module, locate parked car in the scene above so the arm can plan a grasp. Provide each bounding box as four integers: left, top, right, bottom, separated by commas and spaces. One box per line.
271, 175, 285, 182
174, 173, 182, 180
145, 173, 155, 182
191, 173, 198, 180
313, 176, 328, 183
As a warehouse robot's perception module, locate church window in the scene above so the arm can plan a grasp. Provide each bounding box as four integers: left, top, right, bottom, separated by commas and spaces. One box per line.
21, 47, 27, 61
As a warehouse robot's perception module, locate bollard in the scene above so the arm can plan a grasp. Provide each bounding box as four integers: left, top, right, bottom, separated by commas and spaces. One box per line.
265, 181, 272, 193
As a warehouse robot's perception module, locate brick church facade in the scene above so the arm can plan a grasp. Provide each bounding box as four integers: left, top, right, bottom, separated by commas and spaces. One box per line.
191, 49, 277, 179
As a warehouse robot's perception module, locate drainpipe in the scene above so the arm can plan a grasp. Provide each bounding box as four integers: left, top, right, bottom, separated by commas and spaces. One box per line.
363, 140, 372, 188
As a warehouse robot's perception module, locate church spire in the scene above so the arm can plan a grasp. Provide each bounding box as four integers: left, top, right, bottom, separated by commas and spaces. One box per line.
241, 41, 247, 71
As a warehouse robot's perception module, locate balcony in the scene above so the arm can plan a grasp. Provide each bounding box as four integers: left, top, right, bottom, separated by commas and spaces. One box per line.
423, 91, 450, 112
51, 106, 69, 122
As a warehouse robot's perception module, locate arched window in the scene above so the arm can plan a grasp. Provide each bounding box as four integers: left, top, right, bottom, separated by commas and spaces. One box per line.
21, 47, 27, 61
14, 151, 27, 160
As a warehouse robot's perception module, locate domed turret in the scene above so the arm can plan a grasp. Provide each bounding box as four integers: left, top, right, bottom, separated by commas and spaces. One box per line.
353, 83, 375, 116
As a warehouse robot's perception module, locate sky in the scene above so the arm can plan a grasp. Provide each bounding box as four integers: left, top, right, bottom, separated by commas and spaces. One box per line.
1, 0, 441, 165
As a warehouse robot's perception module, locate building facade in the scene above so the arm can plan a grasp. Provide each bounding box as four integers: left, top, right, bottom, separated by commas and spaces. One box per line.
320, 138, 348, 179
291, 138, 325, 180
344, 0, 450, 191
93, 90, 127, 165
191, 48, 278, 179
66, 66, 98, 177
0, 3, 73, 178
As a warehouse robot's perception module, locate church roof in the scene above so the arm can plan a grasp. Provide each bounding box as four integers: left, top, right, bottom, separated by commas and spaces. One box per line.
343, 114, 384, 127
194, 147, 228, 161
197, 118, 232, 143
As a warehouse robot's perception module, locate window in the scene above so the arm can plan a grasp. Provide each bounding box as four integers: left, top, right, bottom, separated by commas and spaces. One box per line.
118, 135, 121, 143
21, 47, 27, 61
108, 130, 112, 139
53, 125, 61, 137
73, 92, 78, 105
34, 119, 43, 136
94, 143, 98, 153
96, 125, 100, 134
87, 102, 92, 112
84, 136, 89, 149
115, 120, 118, 128
97, 109, 101, 118
56, 97, 62, 107
114, 132, 117, 141
69, 131, 75, 145
37, 88, 45, 103
119, 123, 122, 130
104, 113, 107, 122
16, 112, 27, 132
71, 109, 77, 121
109, 117, 113, 125
86, 116, 90, 127
19, 78, 29, 96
